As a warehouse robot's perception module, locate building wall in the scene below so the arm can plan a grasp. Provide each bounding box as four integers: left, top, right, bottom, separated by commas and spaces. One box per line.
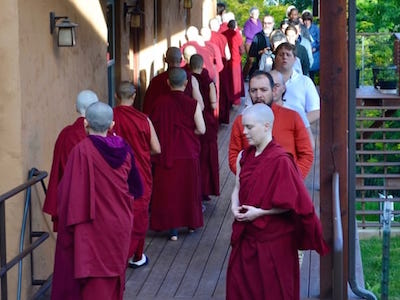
0, 0, 111, 298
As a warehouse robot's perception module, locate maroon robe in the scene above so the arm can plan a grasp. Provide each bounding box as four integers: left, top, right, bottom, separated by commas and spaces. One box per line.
43, 117, 86, 232
223, 28, 245, 105
51, 136, 142, 300
226, 141, 329, 300
143, 68, 193, 115
149, 91, 203, 231
192, 71, 220, 197
210, 31, 232, 123
113, 105, 152, 259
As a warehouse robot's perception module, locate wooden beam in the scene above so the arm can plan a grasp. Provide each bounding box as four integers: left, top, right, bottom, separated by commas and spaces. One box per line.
320, 0, 349, 299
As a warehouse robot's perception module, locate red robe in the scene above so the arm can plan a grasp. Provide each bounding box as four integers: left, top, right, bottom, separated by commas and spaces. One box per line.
143, 68, 193, 115
223, 28, 245, 105
113, 105, 152, 258
149, 91, 203, 231
51, 136, 142, 300
210, 31, 232, 123
192, 71, 220, 197
226, 141, 329, 300
43, 117, 86, 232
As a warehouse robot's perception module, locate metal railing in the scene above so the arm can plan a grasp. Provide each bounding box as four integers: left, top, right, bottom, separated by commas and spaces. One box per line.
332, 172, 344, 299
355, 102, 400, 228
0, 168, 49, 300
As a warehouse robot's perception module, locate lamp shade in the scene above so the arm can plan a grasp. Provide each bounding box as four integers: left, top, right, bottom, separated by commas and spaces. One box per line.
130, 13, 142, 28
184, 0, 192, 9
58, 26, 76, 47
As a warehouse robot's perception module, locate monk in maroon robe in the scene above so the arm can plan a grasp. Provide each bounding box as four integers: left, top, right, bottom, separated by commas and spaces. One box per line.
182, 26, 217, 82
223, 20, 245, 105
149, 68, 205, 240
226, 104, 328, 300
113, 81, 161, 268
51, 102, 143, 300
43, 90, 98, 232
142, 47, 203, 115
210, 17, 233, 123
190, 54, 220, 199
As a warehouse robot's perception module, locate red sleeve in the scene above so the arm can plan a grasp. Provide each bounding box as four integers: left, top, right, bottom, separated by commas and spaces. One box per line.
293, 112, 314, 178
228, 116, 248, 174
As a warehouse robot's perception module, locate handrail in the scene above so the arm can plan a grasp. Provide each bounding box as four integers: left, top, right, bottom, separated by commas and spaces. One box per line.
332, 172, 344, 300
0, 169, 49, 300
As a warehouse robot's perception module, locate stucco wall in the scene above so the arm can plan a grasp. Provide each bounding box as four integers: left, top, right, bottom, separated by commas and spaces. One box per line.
0, 0, 109, 298
0, 0, 24, 297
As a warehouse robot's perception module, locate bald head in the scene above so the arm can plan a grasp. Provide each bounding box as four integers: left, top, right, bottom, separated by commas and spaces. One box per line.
209, 18, 220, 32
190, 54, 204, 71
168, 68, 187, 88
200, 27, 212, 41
242, 103, 274, 129
117, 81, 136, 100
76, 90, 99, 116
186, 26, 199, 41
165, 47, 182, 66
85, 102, 113, 133
183, 45, 197, 64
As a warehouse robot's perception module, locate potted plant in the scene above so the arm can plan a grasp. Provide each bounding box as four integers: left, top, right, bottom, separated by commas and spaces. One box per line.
372, 65, 398, 89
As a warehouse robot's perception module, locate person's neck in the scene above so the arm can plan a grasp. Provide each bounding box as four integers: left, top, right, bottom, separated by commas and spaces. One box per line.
171, 86, 185, 92
255, 137, 272, 156
88, 130, 108, 137
251, 18, 258, 24
191, 68, 202, 75
278, 68, 293, 83
119, 99, 134, 106
274, 98, 284, 106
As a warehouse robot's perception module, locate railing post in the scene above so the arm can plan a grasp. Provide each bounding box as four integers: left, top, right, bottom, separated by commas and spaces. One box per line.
381, 201, 392, 300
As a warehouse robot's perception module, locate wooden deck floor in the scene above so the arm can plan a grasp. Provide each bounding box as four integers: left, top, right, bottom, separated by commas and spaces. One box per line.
123, 103, 323, 300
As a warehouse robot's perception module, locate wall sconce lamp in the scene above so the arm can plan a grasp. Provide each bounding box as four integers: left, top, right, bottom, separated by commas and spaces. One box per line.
124, 2, 144, 29
49, 12, 78, 47
183, 0, 193, 9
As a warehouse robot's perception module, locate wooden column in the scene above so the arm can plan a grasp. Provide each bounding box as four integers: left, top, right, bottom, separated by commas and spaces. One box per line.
320, 0, 349, 299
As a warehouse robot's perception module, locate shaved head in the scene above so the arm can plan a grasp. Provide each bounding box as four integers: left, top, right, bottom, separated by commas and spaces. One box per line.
200, 27, 212, 41
186, 26, 199, 41
165, 47, 182, 66
183, 45, 197, 63
117, 81, 136, 100
76, 90, 99, 116
242, 103, 274, 128
85, 102, 113, 133
168, 68, 187, 88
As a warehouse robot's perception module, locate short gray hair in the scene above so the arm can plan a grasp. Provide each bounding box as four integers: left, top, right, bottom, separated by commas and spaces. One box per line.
85, 102, 113, 132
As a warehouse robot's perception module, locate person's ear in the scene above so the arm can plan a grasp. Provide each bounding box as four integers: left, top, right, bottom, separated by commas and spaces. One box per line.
84, 119, 90, 134
109, 121, 115, 131
272, 84, 278, 97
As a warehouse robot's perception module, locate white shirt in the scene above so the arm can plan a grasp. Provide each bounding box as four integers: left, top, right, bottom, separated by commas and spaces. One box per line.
283, 70, 320, 128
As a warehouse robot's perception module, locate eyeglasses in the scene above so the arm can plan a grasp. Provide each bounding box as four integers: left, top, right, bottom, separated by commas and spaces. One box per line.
263, 22, 273, 24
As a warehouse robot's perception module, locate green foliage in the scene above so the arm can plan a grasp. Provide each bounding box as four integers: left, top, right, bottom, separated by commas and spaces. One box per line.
223, 1, 313, 30
360, 237, 400, 299
356, 0, 400, 85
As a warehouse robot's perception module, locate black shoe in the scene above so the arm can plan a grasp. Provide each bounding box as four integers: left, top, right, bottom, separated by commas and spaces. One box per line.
128, 254, 149, 269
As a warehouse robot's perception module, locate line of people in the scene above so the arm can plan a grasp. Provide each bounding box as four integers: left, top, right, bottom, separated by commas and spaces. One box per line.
42, 3, 325, 299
